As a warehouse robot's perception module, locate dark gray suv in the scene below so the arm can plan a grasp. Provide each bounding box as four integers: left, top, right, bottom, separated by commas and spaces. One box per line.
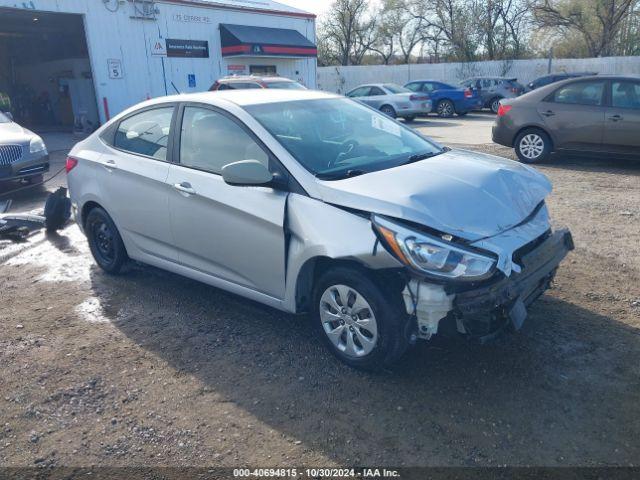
460, 77, 525, 113
492, 75, 640, 163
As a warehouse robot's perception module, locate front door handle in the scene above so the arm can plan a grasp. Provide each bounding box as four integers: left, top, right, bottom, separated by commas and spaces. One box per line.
174, 182, 196, 195
608, 114, 623, 122
541, 110, 555, 117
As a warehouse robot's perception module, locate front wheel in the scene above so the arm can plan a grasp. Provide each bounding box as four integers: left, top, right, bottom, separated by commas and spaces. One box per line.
514, 129, 552, 164
312, 267, 411, 370
380, 105, 397, 118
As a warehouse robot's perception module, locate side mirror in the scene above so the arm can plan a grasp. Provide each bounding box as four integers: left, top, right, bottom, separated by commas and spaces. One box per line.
3, 111, 13, 121
222, 160, 274, 187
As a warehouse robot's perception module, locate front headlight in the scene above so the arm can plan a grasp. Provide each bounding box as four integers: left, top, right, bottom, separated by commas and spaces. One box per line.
372, 215, 496, 281
29, 136, 47, 154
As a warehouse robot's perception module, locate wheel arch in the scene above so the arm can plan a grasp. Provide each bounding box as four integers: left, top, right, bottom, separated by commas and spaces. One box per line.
80, 200, 105, 230
512, 124, 555, 150
294, 256, 404, 314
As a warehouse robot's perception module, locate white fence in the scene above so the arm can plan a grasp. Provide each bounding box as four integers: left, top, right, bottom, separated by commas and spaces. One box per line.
317, 56, 640, 94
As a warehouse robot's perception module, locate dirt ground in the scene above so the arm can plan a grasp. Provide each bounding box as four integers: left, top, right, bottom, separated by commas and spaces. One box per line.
0, 136, 639, 469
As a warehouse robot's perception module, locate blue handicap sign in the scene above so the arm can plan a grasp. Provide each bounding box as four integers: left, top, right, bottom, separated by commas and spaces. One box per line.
188, 74, 196, 88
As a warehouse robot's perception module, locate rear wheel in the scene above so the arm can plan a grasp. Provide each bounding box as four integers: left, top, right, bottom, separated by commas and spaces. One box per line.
380, 105, 397, 118
437, 99, 455, 118
514, 129, 552, 164
86, 207, 128, 274
312, 266, 411, 370
490, 97, 502, 114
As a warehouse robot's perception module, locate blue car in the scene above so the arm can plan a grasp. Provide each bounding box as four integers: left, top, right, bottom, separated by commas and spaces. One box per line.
405, 80, 483, 117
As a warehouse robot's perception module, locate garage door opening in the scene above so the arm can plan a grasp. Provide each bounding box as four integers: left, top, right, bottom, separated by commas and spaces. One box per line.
0, 8, 99, 133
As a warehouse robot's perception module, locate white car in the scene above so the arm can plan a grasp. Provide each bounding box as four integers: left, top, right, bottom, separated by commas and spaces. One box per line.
67, 89, 573, 370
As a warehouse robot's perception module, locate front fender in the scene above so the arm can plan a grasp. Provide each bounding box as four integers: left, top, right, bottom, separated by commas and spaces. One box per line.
282, 194, 402, 312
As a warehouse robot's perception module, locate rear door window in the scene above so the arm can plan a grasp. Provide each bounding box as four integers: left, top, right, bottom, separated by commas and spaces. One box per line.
348, 87, 371, 98
114, 107, 174, 160
551, 81, 605, 106
611, 81, 640, 109
368, 87, 385, 96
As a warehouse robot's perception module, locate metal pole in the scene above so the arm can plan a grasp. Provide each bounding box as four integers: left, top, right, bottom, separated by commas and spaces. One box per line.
547, 48, 553, 74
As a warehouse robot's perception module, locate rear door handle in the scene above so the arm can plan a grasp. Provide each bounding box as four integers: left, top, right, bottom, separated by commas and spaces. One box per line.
608, 114, 623, 122
174, 182, 196, 195
541, 110, 555, 117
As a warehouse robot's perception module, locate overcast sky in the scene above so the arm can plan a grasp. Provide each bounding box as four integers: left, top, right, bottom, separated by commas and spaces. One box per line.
276, 0, 333, 16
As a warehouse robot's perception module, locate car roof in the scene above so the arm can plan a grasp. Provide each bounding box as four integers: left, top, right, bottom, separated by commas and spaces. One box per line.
218, 75, 295, 83
134, 89, 340, 109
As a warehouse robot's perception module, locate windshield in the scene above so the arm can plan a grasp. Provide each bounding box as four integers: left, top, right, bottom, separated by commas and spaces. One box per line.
245, 98, 443, 180
383, 84, 410, 94
0, 112, 10, 123
267, 81, 306, 90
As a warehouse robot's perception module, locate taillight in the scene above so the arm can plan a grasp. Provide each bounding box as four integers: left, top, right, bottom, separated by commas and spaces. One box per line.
410, 94, 429, 101
464, 88, 473, 98
497, 104, 512, 117
65, 156, 78, 173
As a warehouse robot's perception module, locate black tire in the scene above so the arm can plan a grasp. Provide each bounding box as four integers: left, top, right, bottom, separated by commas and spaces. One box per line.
436, 99, 455, 118
85, 207, 128, 274
403, 115, 416, 122
489, 97, 502, 114
312, 266, 412, 371
514, 128, 552, 164
380, 105, 397, 118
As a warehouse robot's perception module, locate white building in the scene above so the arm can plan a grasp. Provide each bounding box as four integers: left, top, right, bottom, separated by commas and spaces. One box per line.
0, 0, 316, 129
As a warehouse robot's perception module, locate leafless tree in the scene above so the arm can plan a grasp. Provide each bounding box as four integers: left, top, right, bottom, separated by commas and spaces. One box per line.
533, 0, 636, 57
319, 0, 377, 65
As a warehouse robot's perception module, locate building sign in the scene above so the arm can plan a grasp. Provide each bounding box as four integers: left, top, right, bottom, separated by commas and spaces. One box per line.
173, 13, 211, 24
107, 59, 123, 79
150, 38, 167, 56
166, 39, 209, 58
227, 64, 248, 75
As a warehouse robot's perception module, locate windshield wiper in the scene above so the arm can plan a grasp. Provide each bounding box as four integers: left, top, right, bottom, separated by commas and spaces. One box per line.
316, 169, 366, 180
405, 148, 449, 165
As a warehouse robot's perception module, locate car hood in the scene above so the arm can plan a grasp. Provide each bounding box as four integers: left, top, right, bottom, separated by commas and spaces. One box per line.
0, 122, 35, 144
314, 149, 552, 241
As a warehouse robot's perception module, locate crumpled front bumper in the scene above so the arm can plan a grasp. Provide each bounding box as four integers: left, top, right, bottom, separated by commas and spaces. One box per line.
453, 229, 574, 341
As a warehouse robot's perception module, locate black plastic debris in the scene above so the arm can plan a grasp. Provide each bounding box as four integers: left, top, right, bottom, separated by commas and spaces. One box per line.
0, 188, 71, 242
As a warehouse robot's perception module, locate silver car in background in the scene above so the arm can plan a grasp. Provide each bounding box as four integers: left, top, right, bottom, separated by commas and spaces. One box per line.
67, 89, 572, 370
345, 83, 432, 121
0, 111, 49, 183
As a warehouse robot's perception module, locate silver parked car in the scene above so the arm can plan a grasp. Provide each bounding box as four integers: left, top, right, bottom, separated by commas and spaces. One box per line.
345, 83, 432, 121
0, 111, 49, 183
67, 89, 573, 370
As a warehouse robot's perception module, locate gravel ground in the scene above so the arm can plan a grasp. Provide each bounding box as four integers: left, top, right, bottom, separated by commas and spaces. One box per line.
0, 141, 639, 469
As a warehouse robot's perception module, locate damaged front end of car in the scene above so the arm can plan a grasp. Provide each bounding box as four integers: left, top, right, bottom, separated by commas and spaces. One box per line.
371, 204, 574, 343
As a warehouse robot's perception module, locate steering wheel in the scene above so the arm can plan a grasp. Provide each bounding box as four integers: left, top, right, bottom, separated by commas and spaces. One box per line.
330, 139, 359, 168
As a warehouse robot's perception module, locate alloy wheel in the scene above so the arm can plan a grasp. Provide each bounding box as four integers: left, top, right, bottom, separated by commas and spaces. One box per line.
519, 133, 545, 160
438, 101, 454, 117
319, 284, 378, 358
